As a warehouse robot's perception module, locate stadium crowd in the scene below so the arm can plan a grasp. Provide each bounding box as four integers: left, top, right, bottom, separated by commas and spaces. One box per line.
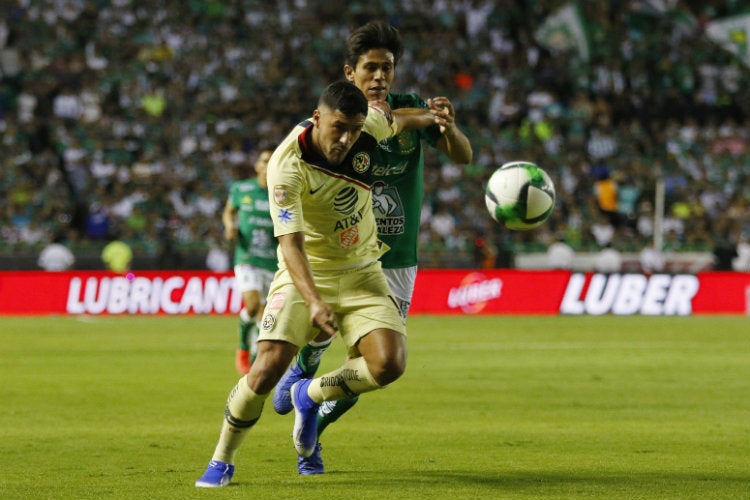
1, 0, 749, 271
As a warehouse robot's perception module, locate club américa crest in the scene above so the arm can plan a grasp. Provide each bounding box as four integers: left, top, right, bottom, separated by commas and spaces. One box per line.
352, 152, 371, 173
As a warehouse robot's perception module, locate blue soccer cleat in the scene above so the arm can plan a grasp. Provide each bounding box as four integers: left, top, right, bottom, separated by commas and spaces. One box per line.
298, 442, 325, 475
273, 362, 307, 415
291, 379, 320, 457
195, 460, 234, 488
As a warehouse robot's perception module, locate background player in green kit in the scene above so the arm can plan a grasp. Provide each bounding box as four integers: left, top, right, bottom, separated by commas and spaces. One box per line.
273, 21, 473, 474
222, 150, 277, 374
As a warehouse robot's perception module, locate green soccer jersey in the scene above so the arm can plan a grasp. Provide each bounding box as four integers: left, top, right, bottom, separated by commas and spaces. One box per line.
228, 178, 277, 271
373, 93, 443, 269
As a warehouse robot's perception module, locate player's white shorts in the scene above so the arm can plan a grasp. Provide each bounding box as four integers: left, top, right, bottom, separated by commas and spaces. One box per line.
383, 266, 417, 322
234, 264, 275, 300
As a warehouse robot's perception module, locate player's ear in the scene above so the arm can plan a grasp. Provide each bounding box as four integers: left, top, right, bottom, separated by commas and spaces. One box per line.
343, 65, 355, 82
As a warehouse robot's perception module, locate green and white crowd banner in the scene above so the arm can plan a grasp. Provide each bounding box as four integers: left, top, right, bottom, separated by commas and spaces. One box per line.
534, 2, 590, 62
705, 13, 750, 68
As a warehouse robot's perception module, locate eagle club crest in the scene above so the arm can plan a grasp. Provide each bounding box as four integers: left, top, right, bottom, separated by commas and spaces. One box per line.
352, 152, 371, 174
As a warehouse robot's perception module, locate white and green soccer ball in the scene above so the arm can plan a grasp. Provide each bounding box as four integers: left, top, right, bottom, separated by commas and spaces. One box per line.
485, 161, 555, 230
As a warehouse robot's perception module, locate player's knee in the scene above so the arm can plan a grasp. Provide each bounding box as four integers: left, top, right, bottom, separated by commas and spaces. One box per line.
370, 351, 406, 386
376, 362, 405, 387
359, 330, 407, 386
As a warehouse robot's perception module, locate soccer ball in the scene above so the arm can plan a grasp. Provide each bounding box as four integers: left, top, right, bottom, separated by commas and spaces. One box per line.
485, 161, 555, 230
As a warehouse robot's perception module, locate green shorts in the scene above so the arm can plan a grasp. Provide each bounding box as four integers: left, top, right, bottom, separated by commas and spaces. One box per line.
257, 261, 406, 352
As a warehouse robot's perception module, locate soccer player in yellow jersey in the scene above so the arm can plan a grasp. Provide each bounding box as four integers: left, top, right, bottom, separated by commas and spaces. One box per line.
196, 81, 436, 487
273, 21, 472, 475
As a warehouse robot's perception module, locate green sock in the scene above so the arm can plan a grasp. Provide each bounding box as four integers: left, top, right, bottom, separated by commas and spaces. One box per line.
317, 396, 359, 437
297, 339, 332, 375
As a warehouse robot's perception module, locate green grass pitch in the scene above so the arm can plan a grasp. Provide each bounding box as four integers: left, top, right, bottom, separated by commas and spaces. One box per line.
1, 315, 748, 499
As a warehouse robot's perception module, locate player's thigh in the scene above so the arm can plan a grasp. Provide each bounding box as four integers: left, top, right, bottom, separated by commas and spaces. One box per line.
242, 289, 262, 312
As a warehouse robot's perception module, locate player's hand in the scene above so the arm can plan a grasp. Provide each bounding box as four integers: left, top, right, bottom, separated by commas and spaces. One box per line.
309, 299, 338, 338
369, 99, 394, 125
428, 97, 456, 135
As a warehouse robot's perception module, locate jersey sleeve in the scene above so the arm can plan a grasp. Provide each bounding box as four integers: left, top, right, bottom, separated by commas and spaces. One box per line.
267, 154, 305, 237
365, 105, 398, 142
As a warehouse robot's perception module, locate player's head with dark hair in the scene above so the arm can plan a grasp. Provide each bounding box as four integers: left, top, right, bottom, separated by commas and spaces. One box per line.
313, 81, 369, 165
344, 21, 404, 69
344, 22, 404, 102
318, 80, 368, 118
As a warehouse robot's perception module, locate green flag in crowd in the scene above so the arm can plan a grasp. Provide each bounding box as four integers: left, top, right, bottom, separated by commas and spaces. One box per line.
705, 13, 750, 68
534, 2, 590, 62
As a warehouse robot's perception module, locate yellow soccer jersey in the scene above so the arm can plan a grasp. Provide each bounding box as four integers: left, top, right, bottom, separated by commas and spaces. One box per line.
267, 106, 396, 271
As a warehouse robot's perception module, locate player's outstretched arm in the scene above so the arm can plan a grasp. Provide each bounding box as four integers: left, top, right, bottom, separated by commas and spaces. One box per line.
278, 232, 338, 338
392, 107, 437, 134
429, 96, 473, 164
369, 99, 440, 135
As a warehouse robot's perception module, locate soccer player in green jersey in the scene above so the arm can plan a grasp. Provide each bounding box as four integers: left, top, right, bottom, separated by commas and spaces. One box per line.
222, 149, 277, 374
272, 21, 473, 474
196, 81, 437, 487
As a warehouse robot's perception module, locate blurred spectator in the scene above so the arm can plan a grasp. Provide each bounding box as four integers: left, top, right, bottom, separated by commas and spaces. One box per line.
590, 212, 615, 247
594, 246, 623, 274
101, 240, 133, 272
733, 235, 750, 272
19, 219, 47, 246
430, 206, 457, 239
547, 237, 575, 270
592, 161, 620, 226
38, 238, 75, 271
85, 202, 110, 240
640, 246, 666, 274
205, 226, 230, 273
712, 237, 738, 271
206, 246, 230, 273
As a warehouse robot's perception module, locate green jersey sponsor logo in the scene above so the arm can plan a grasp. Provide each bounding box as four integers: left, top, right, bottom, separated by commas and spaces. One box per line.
372, 181, 405, 235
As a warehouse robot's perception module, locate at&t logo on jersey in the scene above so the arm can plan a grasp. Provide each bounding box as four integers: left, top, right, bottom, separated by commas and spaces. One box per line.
332, 187, 365, 247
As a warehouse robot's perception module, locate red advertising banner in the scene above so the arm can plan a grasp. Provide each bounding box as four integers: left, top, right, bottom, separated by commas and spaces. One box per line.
0, 271, 242, 316
1, 270, 749, 316
410, 270, 750, 316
